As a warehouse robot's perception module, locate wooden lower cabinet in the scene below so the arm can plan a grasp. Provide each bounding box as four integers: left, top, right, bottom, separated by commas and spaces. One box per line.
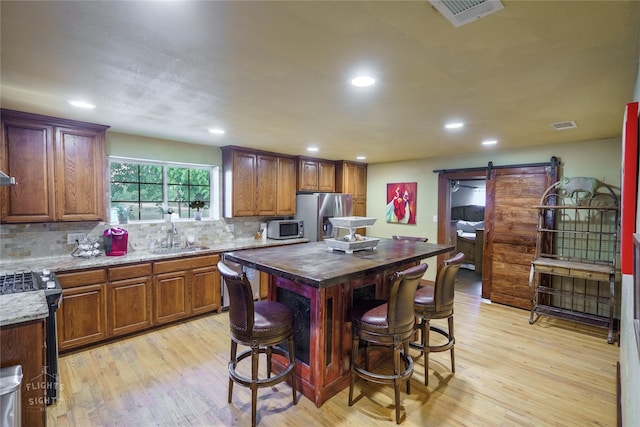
0, 319, 46, 427
57, 254, 221, 351
57, 270, 108, 351
191, 264, 221, 315
154, 254, 221, 324
154, 271, 190, 324
108, 263, 153, 336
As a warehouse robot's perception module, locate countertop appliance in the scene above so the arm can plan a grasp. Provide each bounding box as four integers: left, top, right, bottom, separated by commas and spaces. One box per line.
267, 219, 304, 240
221, 255, 260, 308
295, 193, 353, 241
0, 271, 62, 405
103, 228, 128, 256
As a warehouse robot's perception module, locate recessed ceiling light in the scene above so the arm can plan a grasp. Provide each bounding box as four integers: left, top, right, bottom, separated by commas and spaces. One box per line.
356, 156, 366, 161
208, 128, 226, 135
350, 76, 376, 87
445, 122, 464, 129
482, 140, 498, 145
307, 147, 319, 152
68, 100, 95, 109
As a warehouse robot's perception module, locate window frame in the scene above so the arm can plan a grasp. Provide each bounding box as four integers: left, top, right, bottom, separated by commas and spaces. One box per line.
108, 156, 220, 223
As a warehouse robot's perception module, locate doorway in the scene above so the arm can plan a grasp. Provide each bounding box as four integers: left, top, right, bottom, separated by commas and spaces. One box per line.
437, 170, 487, 298
436, 159, 558, 307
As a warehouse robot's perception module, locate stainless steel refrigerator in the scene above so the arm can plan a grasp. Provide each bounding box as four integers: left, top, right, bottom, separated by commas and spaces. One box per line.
295, 193, 353, 241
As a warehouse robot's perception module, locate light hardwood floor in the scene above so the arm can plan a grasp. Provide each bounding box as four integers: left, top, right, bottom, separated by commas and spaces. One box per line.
47, 285, 618, 426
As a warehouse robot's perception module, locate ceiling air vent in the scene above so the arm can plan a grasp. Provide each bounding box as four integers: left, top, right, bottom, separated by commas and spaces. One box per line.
429, 0, 504, 27
551, 121, 578, 131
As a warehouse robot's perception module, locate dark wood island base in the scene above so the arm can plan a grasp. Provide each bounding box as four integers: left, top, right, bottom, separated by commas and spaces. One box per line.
224, 238, 453, 407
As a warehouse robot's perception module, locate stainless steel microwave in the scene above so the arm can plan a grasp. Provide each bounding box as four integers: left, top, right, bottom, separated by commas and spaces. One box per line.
267, 220, 304, 240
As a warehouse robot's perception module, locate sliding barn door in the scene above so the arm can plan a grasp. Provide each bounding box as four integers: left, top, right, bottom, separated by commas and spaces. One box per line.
482, 163, 557, 309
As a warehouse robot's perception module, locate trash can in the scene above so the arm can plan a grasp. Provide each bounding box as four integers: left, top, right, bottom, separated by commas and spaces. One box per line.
0, 365, 22, 427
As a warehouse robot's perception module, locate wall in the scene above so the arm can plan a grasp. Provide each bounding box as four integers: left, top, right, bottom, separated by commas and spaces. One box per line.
366, 137, 621, 279
107, 131, 221, 165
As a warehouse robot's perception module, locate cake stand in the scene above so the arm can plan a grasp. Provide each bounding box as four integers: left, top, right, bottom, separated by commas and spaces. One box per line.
325, 216, 379, 254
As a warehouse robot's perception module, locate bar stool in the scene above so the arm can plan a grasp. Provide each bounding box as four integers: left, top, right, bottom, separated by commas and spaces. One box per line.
349, 263, 428, 424
218, 261, 297, 426
411, 252, 465, 386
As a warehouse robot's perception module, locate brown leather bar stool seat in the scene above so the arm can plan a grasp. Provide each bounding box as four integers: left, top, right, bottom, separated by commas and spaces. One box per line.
349, 263, 428, 424
411, 252, 465, 386
218, 261, 297, 427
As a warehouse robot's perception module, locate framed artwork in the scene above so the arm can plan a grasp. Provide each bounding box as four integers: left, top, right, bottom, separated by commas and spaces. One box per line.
386, 182, 417, 224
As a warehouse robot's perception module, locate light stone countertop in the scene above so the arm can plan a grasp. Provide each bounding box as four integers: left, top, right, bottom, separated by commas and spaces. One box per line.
0, 237, 308, 275
0, 237, 308, 327
0, 291, 49, 327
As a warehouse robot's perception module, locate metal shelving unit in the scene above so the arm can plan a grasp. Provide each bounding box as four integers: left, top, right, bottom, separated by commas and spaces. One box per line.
529, 178, 619, 343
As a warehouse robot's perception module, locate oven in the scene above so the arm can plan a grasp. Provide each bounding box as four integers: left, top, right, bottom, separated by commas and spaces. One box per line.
0, 271, 63, 405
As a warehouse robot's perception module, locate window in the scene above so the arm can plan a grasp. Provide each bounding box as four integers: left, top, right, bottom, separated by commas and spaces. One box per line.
109, 157, 219, 222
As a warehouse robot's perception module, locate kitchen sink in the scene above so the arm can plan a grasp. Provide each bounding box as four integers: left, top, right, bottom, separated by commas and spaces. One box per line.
150, 246, 210, 255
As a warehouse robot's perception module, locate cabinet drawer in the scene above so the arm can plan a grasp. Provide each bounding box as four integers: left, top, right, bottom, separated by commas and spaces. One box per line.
57, 269, 106, 288
108, 263, 152, 281
534, 265, 570, 276
154, 254, 220, 274
190, 254, 220, 269
569, 269, 609, 281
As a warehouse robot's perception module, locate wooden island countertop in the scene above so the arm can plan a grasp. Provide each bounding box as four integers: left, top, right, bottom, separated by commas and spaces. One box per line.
224, 238, 454, 407
224, 238, 453, 288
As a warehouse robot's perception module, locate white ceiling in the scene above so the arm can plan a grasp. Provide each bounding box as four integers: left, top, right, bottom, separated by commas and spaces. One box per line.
1, 1, 639, 164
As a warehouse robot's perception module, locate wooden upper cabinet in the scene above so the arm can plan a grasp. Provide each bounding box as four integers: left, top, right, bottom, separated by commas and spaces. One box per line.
318, 161, 336, 192
1, 109, 109, 223
336, 161, 367, 233
297, 157, 335, 192
298, 159, 319, 191
256, 154, 278, 216
336, 161, 367, 198
276, 156, 296, 216
1, 118, 55, 222
222, 146, 296, 217
55, 126, 106, 221
227, 149, 257, 217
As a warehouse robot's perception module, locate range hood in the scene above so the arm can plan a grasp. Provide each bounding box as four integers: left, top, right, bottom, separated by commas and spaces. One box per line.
0, 170, 17, 186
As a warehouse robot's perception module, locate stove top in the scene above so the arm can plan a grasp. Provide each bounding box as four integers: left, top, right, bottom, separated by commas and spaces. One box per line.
0, 271, 62, 297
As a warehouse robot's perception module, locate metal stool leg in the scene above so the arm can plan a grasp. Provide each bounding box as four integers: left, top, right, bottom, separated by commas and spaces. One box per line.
228, 340, 237, 403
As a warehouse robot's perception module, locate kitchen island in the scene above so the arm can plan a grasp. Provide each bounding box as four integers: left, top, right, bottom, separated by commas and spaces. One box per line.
224, 238, 453, 407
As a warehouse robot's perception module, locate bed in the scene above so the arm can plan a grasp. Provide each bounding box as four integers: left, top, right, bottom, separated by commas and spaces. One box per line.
450, 205, 485, 273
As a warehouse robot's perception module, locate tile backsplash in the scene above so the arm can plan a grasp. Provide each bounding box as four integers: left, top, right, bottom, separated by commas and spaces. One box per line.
0, 217, 264, 259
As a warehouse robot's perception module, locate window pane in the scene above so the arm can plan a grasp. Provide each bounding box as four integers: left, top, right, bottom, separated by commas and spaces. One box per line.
140, 165, 163, 184
167, 167, 189, 185
140, 202, 164, 220
189, 186, 210, 202
111, 162, 138, 182
168, 185, 188, 204
111, 183, 139, 202
140, 183, 163, 202
190, 168, 210, 185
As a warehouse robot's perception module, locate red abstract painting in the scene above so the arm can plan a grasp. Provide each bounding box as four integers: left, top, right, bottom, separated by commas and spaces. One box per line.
386, 182, 417, 224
